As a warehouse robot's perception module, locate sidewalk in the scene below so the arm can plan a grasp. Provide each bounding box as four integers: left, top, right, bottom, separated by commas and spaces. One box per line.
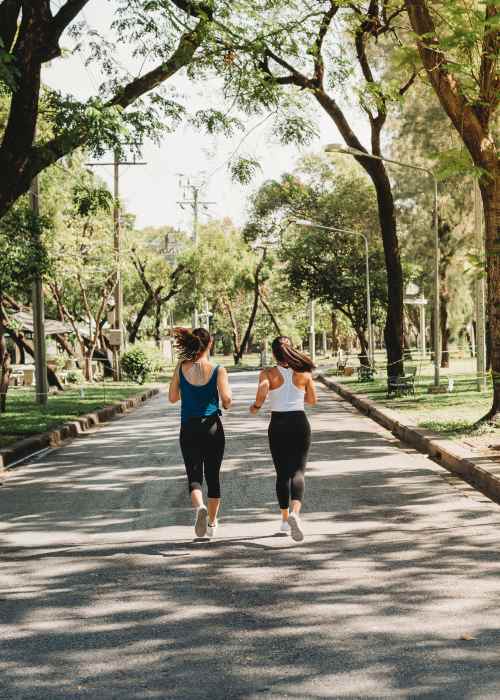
2, 373, 500, 698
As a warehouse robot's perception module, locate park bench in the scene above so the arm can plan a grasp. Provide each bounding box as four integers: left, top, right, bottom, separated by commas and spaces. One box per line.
386, 365, 417, 398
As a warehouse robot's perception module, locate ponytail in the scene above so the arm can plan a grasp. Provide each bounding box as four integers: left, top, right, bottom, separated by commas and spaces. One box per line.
271, 336, 315, 372
173, 327, 211, 361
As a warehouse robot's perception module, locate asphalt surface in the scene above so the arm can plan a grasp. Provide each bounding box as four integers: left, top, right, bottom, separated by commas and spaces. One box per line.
2, 372, 500, 699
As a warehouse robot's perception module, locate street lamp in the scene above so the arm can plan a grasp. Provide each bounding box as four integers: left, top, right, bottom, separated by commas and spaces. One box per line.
293, 218, 375, 367
324, 143, 441, 388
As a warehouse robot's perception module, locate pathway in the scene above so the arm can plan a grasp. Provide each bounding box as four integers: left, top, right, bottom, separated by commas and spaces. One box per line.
2, 373, 500, 699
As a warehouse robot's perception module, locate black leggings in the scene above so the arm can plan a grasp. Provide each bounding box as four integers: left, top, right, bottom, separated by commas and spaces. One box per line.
268, 411, 311, 509
180, 414, 225, 498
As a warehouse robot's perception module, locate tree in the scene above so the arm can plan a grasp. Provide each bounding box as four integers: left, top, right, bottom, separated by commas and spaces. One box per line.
0, 0, 214, 219
0, 205, 50, 410
125, 226, 192, 345
44, 166, 117, 382
389, 83, 476, 367
245, 156, 388, 363
405, 0, 499, 418
180, 220, 271, 364
213, 1, 420, 376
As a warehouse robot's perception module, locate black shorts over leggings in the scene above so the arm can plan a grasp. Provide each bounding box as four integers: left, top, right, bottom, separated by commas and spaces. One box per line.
180, 413, 225, 498
268, 411, 311, 509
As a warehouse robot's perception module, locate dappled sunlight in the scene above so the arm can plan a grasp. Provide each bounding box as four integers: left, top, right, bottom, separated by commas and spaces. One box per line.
3, 376, 500, 697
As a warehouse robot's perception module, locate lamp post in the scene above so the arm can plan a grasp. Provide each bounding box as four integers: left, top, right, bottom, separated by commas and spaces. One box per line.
324, 143, 441, 388
309, 298, 316, 364
294, 219, 374, 367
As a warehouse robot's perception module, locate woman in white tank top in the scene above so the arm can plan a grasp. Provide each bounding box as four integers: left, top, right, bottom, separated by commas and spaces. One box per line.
250, 336, 317, 541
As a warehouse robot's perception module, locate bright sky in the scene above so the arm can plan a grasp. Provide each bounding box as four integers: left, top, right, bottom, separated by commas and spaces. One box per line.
43, 1, 370, 231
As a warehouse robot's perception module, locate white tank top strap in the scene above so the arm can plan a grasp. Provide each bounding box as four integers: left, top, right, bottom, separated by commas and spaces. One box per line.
268, 366, 305, 412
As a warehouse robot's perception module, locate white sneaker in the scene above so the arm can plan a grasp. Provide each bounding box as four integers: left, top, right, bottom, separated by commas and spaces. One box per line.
287, 512, 304, 542
207, 520, 218, 538
280, 519, 290, 534
194, 505, 208, 537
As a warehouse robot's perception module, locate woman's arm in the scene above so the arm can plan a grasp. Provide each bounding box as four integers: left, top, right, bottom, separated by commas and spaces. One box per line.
217, 366, 232, 410
168, 362, 182, 403
305, 373, 318, 405
250, 369, 270, 414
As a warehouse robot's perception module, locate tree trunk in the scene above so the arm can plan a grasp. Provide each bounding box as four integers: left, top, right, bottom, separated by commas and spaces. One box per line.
54, 333, 77, 359
128, 294, 154, 344
482, 172, 500, 420
331, 311, 339, 352
372, 166, 405, 378
83, 341, 100, 382
355, 329, 370, 367
258, 290, 281, 335
314, 92, 405, 379
233, 250, 266, 365
0, 324, 12, 413
440, 292, 450, 368
154, 300, 162, 348
223, 301, 241, 365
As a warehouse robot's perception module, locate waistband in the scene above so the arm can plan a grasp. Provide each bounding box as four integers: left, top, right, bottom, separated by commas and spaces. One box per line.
181, 410, 221, 425
270, 410, 306, 417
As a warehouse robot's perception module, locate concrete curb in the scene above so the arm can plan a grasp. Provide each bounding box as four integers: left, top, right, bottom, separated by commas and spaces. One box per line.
0, 387, 160, 472
317, 374, 500, 505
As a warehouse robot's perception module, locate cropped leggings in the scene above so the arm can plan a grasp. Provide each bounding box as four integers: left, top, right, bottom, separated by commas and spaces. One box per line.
179, 413, 225, 498
268, 411, 311, 509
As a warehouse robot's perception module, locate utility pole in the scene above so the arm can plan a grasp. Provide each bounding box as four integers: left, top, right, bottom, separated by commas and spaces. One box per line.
177, 177, 215, 328
30, 175, 48, 406
474, 180, 487, 391
87, 149, 146, 380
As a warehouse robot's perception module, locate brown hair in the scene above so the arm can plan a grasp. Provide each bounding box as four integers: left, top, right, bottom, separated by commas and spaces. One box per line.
173, 327, 212, 361
271, 336, 315, 373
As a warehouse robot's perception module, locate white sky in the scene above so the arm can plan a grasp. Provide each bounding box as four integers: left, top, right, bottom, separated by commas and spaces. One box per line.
43, 1, 370, 231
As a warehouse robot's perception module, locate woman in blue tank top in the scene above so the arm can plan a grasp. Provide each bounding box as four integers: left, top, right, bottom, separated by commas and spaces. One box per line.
168, 328, 232, 539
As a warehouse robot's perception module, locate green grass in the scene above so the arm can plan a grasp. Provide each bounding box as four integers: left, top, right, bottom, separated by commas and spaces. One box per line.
0, 376, 168, 450
324, 356, 498, 439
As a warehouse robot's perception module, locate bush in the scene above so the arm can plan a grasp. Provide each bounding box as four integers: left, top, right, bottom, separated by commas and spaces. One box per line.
66, 369, 84, 384
121, 347, 153, 384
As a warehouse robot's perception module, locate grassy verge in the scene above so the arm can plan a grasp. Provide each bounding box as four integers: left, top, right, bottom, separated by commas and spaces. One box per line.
0, 377, 167, 450
323, 358, 498, 440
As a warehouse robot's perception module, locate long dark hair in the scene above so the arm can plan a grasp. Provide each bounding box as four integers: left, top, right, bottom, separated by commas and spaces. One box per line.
173, 327, 212, 361
271, 336, 315, 372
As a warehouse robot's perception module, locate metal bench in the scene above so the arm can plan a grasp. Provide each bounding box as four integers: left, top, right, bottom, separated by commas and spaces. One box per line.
357, 364, 375, 382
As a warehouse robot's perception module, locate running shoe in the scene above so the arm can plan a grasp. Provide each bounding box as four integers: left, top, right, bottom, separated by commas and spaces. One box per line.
287, 512, 304, 542
207, 519, 218, 539
194, 505, 208, 537
280, 519, 290, 534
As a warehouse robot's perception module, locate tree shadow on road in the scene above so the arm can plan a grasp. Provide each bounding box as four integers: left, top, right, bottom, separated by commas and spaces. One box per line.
3, 387, 500, 698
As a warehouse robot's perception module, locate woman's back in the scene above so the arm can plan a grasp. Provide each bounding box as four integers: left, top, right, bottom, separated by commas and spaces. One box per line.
179, 360, 220, 423
267, 366, 307, 412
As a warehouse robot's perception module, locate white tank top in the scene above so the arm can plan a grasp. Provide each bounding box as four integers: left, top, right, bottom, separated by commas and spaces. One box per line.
268, 366, 305, 412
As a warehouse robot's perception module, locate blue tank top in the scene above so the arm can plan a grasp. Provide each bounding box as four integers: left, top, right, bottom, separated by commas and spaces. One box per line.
179, 364, 220, 424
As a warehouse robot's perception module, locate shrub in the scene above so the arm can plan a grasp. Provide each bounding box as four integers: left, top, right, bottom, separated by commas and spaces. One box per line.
135, 342, 167, 374
121, 347, 153, 384
66, 369, 84, 384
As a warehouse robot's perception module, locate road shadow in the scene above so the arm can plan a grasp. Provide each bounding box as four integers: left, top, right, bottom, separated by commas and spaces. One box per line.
3, 381, 500, 698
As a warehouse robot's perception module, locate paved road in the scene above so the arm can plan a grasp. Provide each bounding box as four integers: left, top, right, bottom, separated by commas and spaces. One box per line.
2, 373, 500, 699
